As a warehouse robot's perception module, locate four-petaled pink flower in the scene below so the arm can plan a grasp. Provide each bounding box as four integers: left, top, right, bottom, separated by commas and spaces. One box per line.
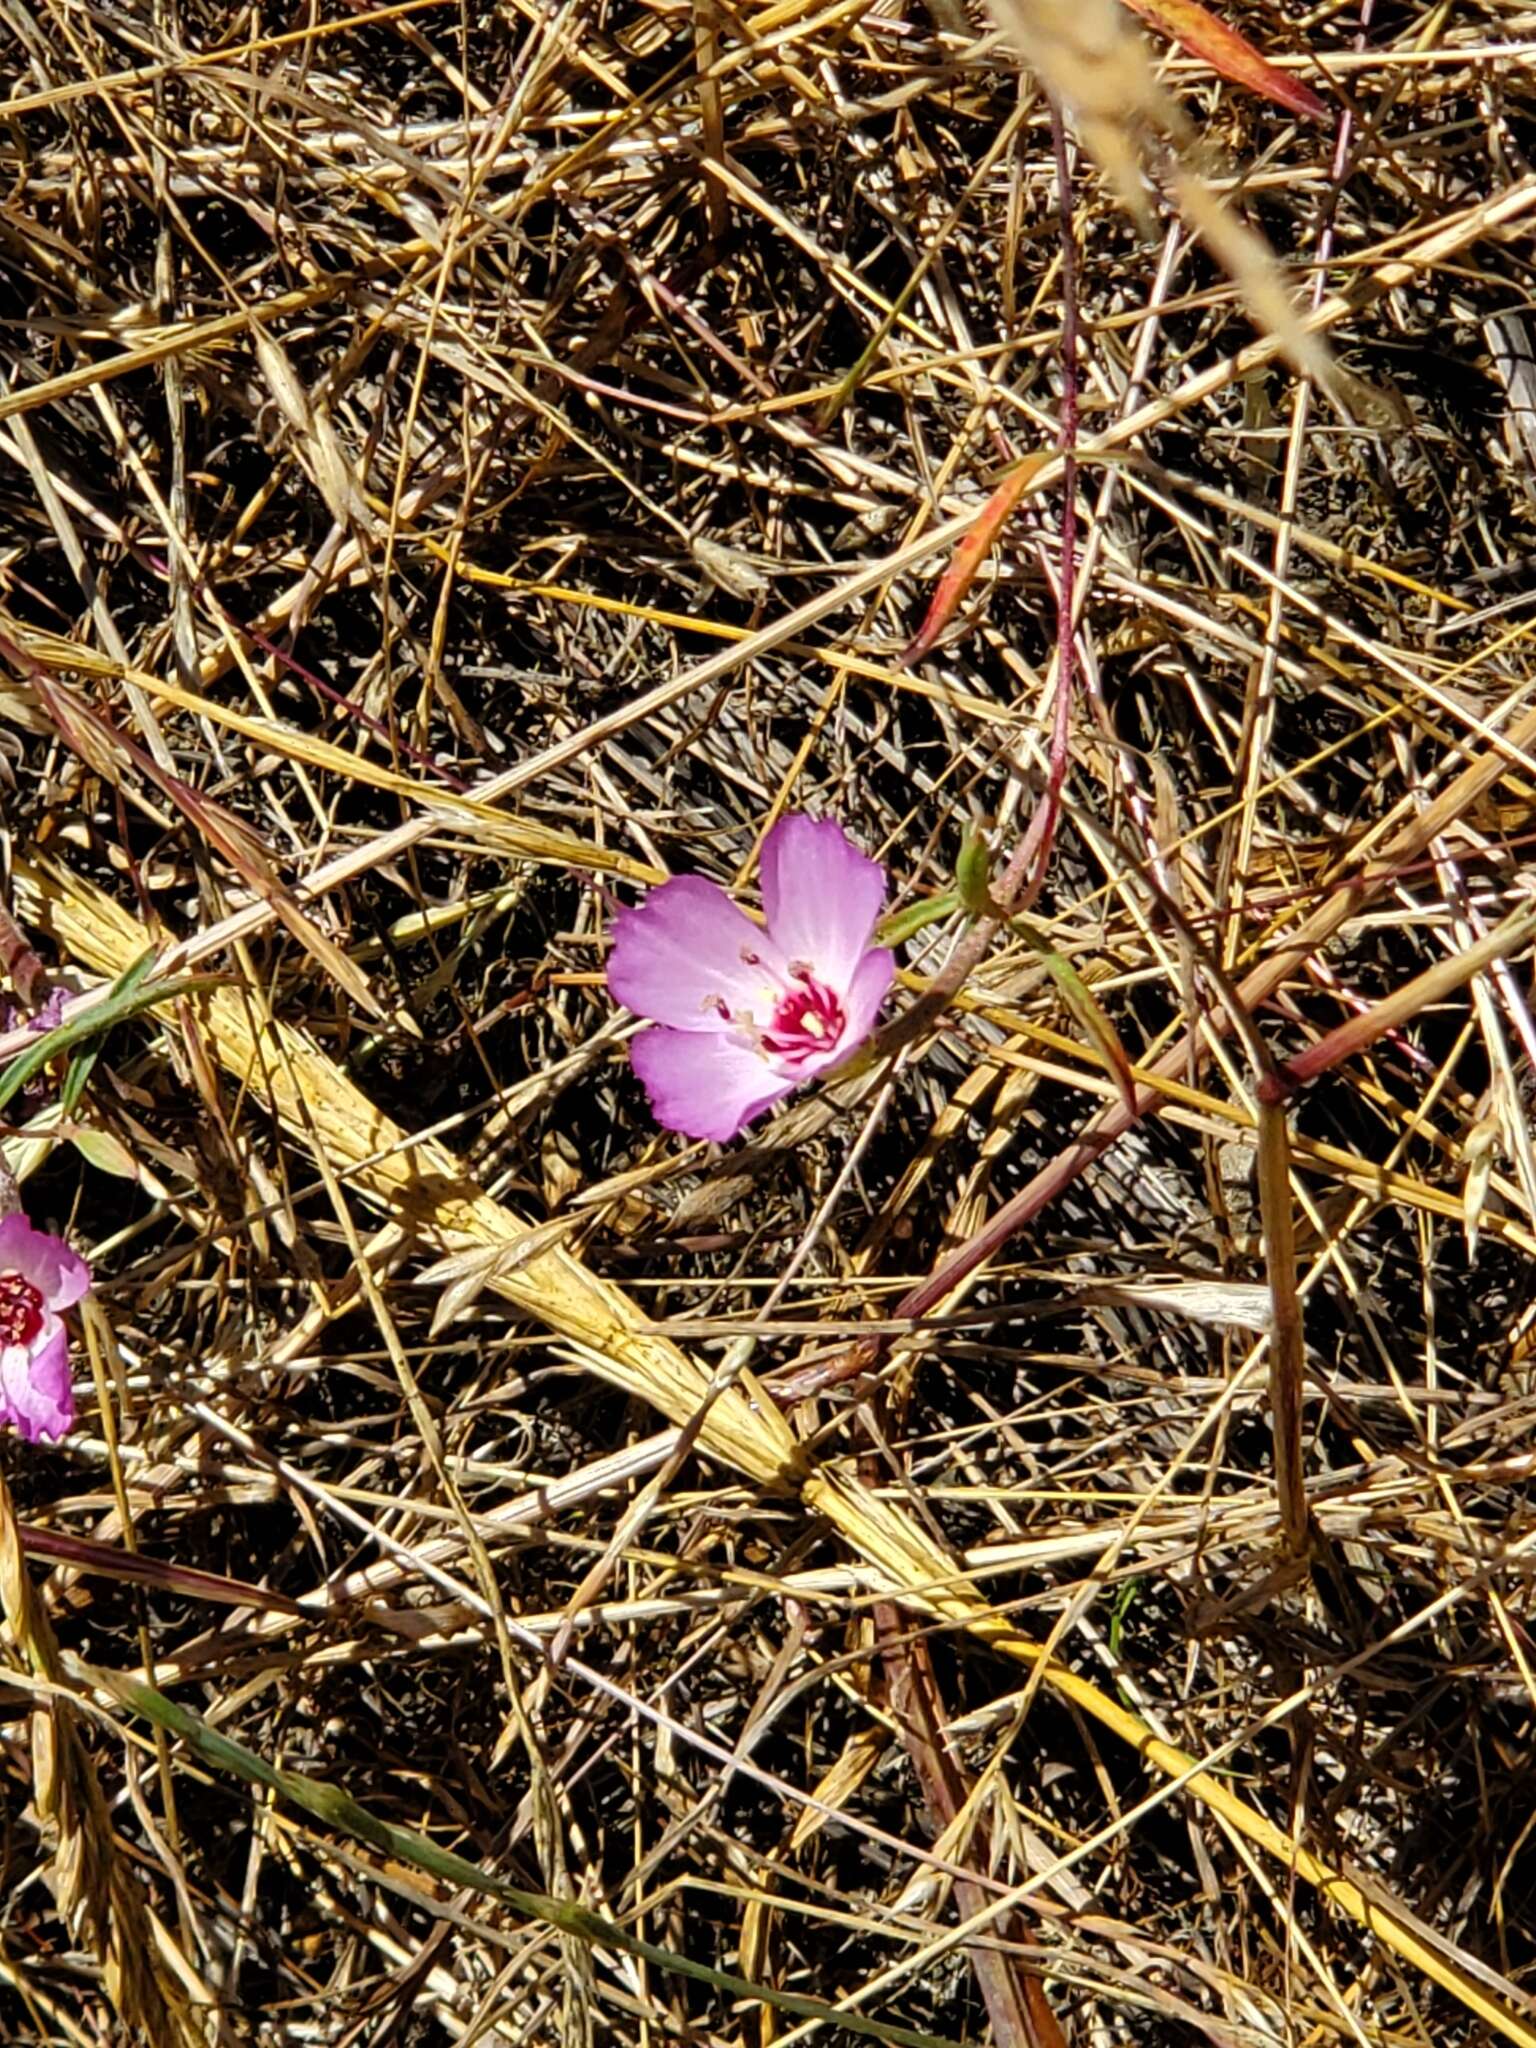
607, 814, 895, 1142
0, 1214, 90, 1443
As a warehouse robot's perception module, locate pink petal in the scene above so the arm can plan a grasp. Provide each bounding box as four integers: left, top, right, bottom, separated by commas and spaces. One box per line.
0, 1213, 91, 1312
760, 815, 887, 991
0, 1324, 74, 1443
629, 1026, 791, 1142
840, 946, 897, 1050
608, 876, 791, 1032
787, 947, 897, 1079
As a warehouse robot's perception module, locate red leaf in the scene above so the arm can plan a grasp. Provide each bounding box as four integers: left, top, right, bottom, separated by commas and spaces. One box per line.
1120, 0, 1327, 121
901, 455, 1048, 665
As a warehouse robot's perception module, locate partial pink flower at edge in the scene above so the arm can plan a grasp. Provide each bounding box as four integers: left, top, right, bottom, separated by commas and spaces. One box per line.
607, 814, 896, 1142
0, 1212, 91, 1443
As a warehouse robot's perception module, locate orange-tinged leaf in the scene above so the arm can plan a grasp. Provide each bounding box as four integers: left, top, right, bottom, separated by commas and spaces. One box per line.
1119, 0, 1326, 120
979, 0, 1343, 392
1023, 1978, 1071, 2048
901, 455, 1048, 664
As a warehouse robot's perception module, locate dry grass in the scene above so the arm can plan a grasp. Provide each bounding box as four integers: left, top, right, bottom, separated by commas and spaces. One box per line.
4, 0, 1536, 2042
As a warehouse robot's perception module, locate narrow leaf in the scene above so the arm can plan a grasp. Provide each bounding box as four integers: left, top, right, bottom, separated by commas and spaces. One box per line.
85, 1664, 969, 2048
59, 1046, 101, 1115
955, 827, 996, 918
1462, 1113, 1500, 1265
901, 456, 1049, 665
1014, 919, 1138, 1115
19, 1527, 303, 1615
1072, 1278, 1271, 1330
874, 889, 959, 949
1264, 895, 1536, 1100
0, 962, 217, 1113
1120, 0, 1326, 121
67, 1126, 139, 1179
1256, 1097, 1308, 1555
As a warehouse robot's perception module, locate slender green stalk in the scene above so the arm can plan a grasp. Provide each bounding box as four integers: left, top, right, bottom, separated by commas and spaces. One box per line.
87, 1662, 972, 2048
0, 952, 217, 1111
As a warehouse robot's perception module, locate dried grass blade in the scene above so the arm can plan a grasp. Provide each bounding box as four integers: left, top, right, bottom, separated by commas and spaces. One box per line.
982, 0, 1183, 222
1013, 919, 1138, 1115
78, 660, 661, 882
1070, 1278, 1270, 1329
84, 1661, 971, 2048
419, 1219, 589, 1335
15, 857, 801, 1490
19, 857, 1536, 2047
13, 659, 386, 1019
1255, 1097, 1308, 1555
741, 1723, 892, 2045
251, 327, 374, 533
17, 1525, 303, 1616
0, 1478, 201, 2045
0, 956, 213, 1112
1164, 164, 1338, 403
1265, 893, 1536, 1099
876, 1601, 1057, 2048
981, 0, 1346, 395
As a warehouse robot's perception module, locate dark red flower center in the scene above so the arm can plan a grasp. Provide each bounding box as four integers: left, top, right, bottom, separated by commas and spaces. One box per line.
760, 974, 846, 1070
0, 1271, 44, 1348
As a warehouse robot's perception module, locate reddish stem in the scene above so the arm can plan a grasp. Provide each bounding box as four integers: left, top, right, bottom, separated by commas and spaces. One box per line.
998, 105, 1080, 917
808, 691, 1536, 1381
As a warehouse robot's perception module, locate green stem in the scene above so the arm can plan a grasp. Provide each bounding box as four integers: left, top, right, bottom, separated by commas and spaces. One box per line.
874, 889, 961, 949
0, 951, 218, 1112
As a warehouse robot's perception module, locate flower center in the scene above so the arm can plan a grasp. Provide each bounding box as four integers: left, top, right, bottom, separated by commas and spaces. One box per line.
759, 974, 846, 1071
0, 1271, 44, 1348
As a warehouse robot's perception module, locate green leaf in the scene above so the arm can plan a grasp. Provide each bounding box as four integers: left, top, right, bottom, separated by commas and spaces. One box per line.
0, 956, 215, 1113
1108, 1575, 1142, 1662
59, 1048, 100, 1115
955, 826, 997, 918
67, 1126, 139, 1179
1012, 918, 1138, 1116
874, 889, 959, 949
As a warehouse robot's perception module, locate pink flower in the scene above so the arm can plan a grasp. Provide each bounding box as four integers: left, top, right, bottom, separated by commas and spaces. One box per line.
607, 814, 896, 1142
0, 1214, 91, 1443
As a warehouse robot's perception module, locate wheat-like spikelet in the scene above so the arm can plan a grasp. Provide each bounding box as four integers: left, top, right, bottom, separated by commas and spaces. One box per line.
13, 858, 800, 1491
985, 0, 1184, 222
983, 0, 1341, 398
0, 1472, 202, 2045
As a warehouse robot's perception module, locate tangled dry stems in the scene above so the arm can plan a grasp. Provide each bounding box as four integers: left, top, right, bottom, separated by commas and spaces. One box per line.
3, 0, 1536, 2041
